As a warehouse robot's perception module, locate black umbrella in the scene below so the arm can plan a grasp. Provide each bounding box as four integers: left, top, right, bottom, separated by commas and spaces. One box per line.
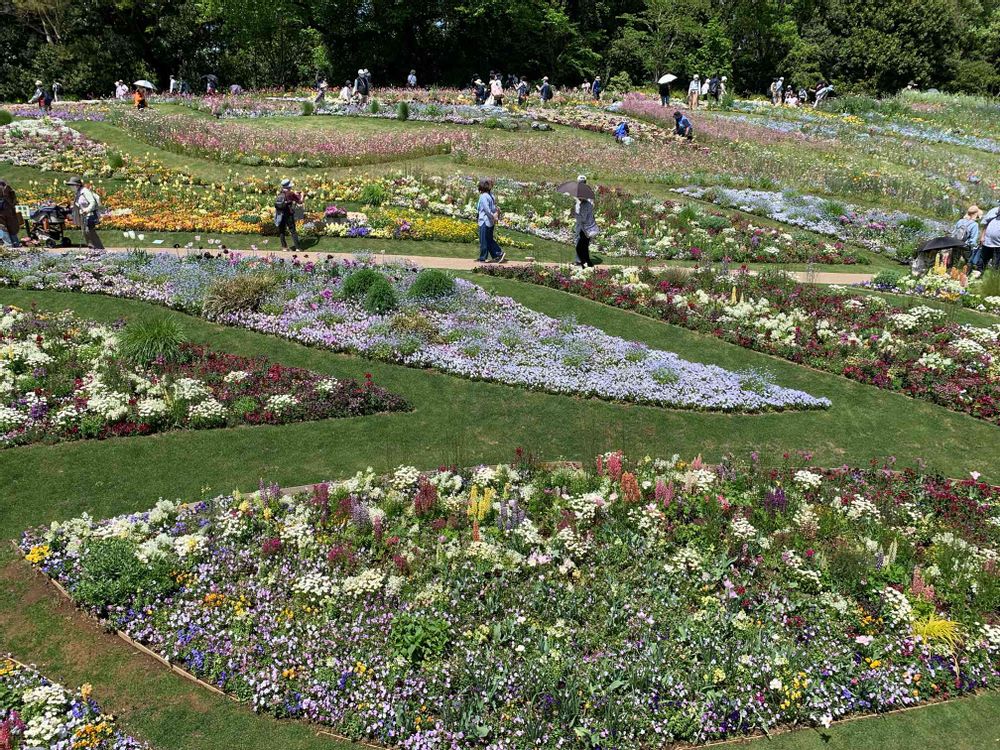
916, 236, 965, 253
556, 180, 595, 200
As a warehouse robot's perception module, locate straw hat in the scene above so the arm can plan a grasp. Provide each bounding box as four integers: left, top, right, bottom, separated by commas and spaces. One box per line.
35, 80, 43, 86
967, 205, 983, 220
65, 176, 83, 187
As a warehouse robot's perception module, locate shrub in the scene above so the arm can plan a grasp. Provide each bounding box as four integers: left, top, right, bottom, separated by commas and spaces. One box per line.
369, 99, 380, 114
301, 100, 315, 116
408, 268, 455, 298
607, 71, 633, 94
0, 110, 13, 126
358, 182, 389, 206
872, 269, 903, 288
118, 317, 188, 365
342, 268, 384, 298
74, 538, 176, 611
396, 101, 410, 121
390, 613, 451, 664
364, 277, 399, 314
424, 103, 443, 118
203, 273, 279, 318
106, 151, 125, 170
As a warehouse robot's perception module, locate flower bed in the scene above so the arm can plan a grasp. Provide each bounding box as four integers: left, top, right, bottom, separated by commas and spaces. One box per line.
0, 119, 108, 173
863, 268, 1000, 315
19, 452, 1000, 746
478, 265, 1000, 424
107, 109, 470, 168
0, 254, 830, 412
0, 657, 148, 749
0, 305, 408, 447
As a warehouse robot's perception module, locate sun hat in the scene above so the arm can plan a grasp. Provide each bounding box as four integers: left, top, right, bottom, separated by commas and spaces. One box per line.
543, 76, 549, 81
967, 205, 982, 219
358, 69, 364, 75
35, 80, 43, 86
722, 76, 728, 81
280, 179, 293, 188
475, 78, 484, 85
65, 176, 83, 187
577, 175, 587, 183
694, 75, 700, 80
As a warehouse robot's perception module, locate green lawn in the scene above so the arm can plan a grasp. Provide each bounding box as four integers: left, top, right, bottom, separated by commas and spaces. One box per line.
0, 279, 997, 749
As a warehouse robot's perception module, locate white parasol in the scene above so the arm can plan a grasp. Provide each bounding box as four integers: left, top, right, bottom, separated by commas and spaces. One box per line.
133, 80, 156, 90
658, 74, 678, 84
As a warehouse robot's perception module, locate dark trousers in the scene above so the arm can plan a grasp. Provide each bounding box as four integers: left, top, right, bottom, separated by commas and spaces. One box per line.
976, 246, 998, 272
575, 231, 592, 267
278, 216, 300, 250
82, 215, 104, 249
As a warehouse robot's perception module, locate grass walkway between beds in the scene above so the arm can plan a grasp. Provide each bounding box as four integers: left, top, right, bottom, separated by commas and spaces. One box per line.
0, 279, 997, 750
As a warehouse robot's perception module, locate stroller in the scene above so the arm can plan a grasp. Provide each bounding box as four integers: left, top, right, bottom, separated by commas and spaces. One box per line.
27, 204, 74, 247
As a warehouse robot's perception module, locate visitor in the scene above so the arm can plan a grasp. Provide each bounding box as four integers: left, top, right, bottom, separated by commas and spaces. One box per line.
516, 76, 529, 106
315, 78, 329, 106
274, 179, 303, 251
363, 69, 373, 92
613, 121, 631, 143
473, 78, 487, 105
476, 178, 505, 264
229, 83, 243, 95
770, 77, 784, 105
0, 179, 21, 248
52, 81, 61, 102
340, 80, 353, 103
700, 76, 709, 99
489, 74, 504, 106
814, 82, 834, 106
673, 110, 693, 140
977, 205, 1000, 271
708, 74, 721, 104
719, 76, 728, 100
687, 75, 700, 109
28, 80, 52, 113
66, 176, 103, 250
798, 86, 809, 104
591, 76, 602, 101
354, 69, 370, 104
133, 87, 147, 110
114, 80, 129, 99
572, 175, 597, 268
950, 205, 981, 268
169, 75, 178, 94
658, 77, 671, 107
538, 76, 553, 105
407, 70, 417, 88
784, 89, 799, 107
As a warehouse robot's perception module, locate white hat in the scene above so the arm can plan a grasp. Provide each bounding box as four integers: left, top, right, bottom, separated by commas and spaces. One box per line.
281, 179, 293, 188
358, 69, 364, 75
35, 80, 43, 86
577, 174, 587, 182
694, 75, 700, 80
722, 76, 727, 81
543, 76, 549, 81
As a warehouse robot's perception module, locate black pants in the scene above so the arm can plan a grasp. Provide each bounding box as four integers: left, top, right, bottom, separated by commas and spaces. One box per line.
278, 216, 300, 250
575, 231, 592, 267
977, 246, 998, 272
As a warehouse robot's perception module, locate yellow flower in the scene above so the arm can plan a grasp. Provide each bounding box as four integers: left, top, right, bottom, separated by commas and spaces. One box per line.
80, 683, 93, 701
25, 544, 51, 564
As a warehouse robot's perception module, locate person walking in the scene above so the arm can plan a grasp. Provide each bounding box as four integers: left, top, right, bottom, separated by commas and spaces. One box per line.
950, 205, 982, 268
719, 76, 728, 100
315, 78, 329, 106
52, 81, 62, 103
591, 76, 602, 101
516, 76, 529, 106
538, 76, 553, 105
571, 176, 598, 268
407, 70, 417, 88
274, 179, 303, 251
473, 78, 487, 105
977, 205, 1000, 272
687, 75, 700, 109
707, 74, 721, 105
66, 176, 103, 250
169, 75, 178, 94
673, 110, 693, 140
114, 80, 128, 99
354, 69, 370, 104
476, 179, 505, 264
0, 179, 21, 248
133, 87, 148, 110
770, 77, 784, 105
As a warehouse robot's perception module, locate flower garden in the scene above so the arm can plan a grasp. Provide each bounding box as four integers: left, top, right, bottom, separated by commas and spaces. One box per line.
1, 88, 999, 750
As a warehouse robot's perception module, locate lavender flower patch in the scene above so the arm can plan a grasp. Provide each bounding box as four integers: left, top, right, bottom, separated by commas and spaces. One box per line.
0, 252, 830, 412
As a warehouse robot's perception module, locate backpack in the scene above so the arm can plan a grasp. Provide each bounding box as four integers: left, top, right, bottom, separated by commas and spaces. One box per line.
274, 191, 290, 212
708, 79, 719, 95
953, 219, 975, 247
356, 78, 368, 95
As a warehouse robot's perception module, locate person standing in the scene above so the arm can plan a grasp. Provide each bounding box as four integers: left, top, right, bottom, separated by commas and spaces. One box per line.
538, 76, 553, 105
516, 76, 529, 106
476, 179, 505, 263
133, 87, 148, 110
340, 80, 353, 102
274, 179, 303, 251
315, 78, 329, 106
591, 76, 602, 100
658, 78, 671, 106
489, 74, 504, 106
473, 78, 486, 105
52, 81, 62, 102
707, 74, 721, 105
687, 75, 700, 109
572, 176, 598, 268
407, 70, 417, 88
354, 69, 370, 104
719, 76, 728, 101
950, 205, 981, 268
114, 80, 128, 99
169, 75, 178, 94
28, 80, 52, 112
66, 176, 103, 250
673, 110, 693, 140
0, 179, 21, 248
977, 205, 1000, 271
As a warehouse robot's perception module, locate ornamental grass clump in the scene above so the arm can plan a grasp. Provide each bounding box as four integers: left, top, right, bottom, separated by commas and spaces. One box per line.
364, 276, 399, 314
118, 317, 187, 365
203, 273, 279, 318
0, 110, 13, 126
342, 267, 385, 298
408, 268, 455, 298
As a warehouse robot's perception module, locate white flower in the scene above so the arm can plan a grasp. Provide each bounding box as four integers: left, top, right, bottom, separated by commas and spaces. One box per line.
223, 370, 250, 383
769, 678, 783, 690
793, 470, 822, 489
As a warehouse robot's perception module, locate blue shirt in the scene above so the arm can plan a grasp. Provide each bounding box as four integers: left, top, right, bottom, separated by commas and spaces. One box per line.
676, 115, 692, 132
477, 193, 496, 227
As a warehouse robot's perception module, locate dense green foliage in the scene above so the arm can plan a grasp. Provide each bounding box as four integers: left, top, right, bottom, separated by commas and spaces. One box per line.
118, 317, 188, 365
2, 0, 998, 99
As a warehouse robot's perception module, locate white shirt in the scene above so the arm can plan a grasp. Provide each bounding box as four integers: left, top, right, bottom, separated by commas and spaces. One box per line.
688, 80, 699, 94
76, 187, 98, 215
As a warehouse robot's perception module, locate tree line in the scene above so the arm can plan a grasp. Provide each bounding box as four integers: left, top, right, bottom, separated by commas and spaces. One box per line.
2, 0, 998, 101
